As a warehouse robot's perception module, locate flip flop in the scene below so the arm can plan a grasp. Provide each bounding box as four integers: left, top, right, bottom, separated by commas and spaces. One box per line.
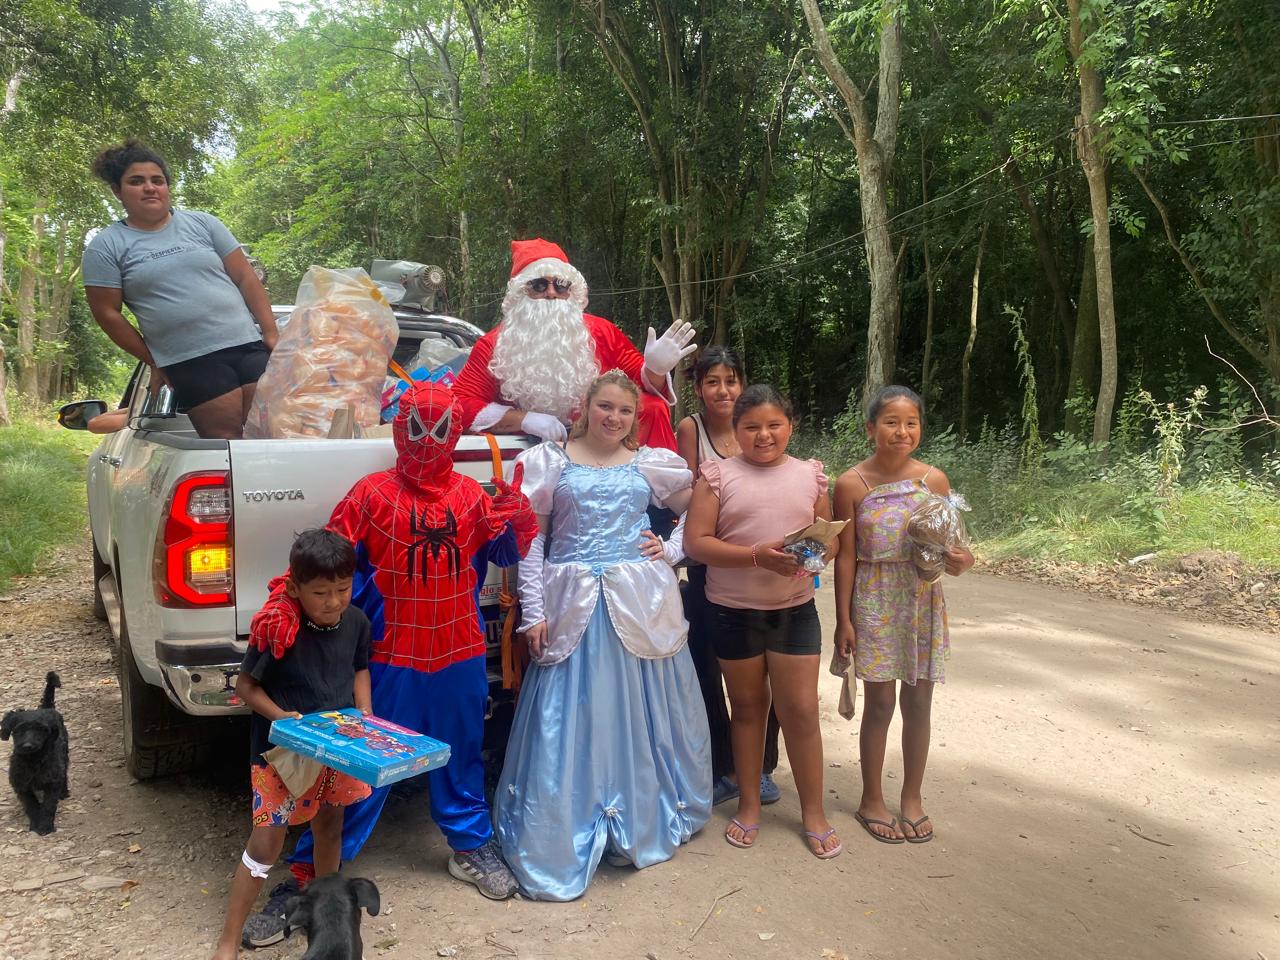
724, 817, 760, 849
804, 827, 844, 860
902, 814, 934, 844
854, 811, 906, 844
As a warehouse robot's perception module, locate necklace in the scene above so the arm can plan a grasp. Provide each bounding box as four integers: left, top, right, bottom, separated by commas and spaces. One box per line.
304, 616, 342, 632
573, 438, 621, 467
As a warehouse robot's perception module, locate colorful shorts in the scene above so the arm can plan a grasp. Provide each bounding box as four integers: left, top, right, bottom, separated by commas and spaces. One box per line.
250, 763, 371, 828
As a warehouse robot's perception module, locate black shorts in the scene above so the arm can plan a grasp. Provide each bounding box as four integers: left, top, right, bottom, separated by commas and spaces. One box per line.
162, 340, 270, 410
709, 598, 822, 660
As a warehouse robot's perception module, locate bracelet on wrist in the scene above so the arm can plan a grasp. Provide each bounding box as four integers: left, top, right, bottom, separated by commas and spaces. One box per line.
751, 543, 759, 568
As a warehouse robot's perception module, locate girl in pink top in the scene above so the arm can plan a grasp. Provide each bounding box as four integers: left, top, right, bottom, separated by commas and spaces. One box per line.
685, 385, 842, 860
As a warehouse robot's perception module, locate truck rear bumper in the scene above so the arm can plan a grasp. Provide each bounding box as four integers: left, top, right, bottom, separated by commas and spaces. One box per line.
155, 639, 249, 716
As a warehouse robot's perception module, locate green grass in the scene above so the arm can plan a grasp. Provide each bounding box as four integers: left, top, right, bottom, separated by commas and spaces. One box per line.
0, 409, 98, 593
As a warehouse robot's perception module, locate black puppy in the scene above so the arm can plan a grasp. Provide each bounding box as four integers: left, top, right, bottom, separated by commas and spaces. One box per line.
284, 874, 381, 960
2, 671, 70, 835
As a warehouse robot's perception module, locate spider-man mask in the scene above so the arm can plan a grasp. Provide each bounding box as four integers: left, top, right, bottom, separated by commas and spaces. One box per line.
393, 381, 464, 495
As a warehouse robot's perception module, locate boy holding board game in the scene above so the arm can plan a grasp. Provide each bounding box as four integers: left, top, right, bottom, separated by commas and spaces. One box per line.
211, 529, 373, 959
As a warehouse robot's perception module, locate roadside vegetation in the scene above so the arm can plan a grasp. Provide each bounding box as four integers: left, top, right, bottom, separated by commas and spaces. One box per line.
802, 375, 1280, 571
0, 394, 98, 593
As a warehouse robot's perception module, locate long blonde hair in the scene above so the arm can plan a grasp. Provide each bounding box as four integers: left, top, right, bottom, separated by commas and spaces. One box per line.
569, 369, 641, 450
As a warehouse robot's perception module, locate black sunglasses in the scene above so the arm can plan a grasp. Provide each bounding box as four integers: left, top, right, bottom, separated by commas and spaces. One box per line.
526, 277, 573, 295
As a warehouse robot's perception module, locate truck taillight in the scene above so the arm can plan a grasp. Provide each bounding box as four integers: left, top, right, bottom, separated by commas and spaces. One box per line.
155, 472, 234, 607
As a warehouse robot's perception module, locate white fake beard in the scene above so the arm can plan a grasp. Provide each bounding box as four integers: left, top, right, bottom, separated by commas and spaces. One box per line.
489, 295, 599, 421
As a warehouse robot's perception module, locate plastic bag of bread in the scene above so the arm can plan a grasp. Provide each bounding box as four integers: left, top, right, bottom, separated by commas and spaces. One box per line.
905, 492, 971, 583
245, 267, 400, 439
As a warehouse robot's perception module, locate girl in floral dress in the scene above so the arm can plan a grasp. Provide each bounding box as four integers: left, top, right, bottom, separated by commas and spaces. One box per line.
833, 386, 974, 844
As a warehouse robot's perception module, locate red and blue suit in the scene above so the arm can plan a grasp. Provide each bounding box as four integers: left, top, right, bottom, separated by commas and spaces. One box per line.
252, 382, 536, 871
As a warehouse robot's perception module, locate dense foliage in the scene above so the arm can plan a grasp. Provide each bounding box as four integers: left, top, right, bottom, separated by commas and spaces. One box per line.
2, 0, 1278, 462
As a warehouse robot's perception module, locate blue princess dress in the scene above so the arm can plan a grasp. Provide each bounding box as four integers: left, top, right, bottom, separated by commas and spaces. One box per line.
495, 441, 712, 901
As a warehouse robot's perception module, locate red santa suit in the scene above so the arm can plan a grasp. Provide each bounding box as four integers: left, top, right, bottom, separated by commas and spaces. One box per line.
454, 315, 677, 450
452, 238, 684, 451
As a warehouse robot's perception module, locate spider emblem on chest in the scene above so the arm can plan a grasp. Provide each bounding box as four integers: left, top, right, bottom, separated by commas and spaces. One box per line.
405, 506, 460, 581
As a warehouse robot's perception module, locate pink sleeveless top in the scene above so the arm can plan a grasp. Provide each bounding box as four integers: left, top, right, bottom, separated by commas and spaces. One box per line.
701, 455, 828, 610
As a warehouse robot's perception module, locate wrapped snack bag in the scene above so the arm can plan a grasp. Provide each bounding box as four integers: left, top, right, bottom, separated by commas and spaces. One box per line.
245, 267, 399, 439
782, 518, 849, 574
906, 492, 971, 583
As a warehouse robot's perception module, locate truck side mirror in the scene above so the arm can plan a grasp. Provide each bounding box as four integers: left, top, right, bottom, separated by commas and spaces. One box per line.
58, 399, 109, 431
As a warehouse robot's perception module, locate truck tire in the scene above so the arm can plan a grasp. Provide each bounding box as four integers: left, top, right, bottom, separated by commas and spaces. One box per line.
117, 606, 218, 780
91, 535, 108, 622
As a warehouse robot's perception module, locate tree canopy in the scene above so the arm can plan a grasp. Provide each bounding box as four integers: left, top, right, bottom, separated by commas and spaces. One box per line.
2, 0, 1277, 450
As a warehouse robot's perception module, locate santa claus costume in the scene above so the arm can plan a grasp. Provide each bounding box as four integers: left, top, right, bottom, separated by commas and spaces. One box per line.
254, 382, 537, 903
452, 238, 696, 450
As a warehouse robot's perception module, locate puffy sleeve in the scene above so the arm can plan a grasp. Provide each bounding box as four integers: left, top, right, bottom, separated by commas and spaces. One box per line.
510, 441, 566, 515
636, 446, 693, 506
809, 458, 830, 500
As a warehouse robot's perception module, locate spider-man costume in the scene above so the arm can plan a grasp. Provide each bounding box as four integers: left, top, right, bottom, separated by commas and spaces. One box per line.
254, 381, 536, 876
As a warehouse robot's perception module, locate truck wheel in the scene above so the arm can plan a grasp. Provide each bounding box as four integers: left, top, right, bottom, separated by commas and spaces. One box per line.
91, 535, 108, 622
117, 608, 218, 780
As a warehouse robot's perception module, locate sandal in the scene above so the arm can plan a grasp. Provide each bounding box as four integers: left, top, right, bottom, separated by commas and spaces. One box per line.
804, 827, 843, 860
902, 814, 933, 844
724, 817, 760, 849
854, 811, 906, 844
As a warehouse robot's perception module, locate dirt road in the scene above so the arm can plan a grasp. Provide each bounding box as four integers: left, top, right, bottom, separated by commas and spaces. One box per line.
1, 545, 1276, 960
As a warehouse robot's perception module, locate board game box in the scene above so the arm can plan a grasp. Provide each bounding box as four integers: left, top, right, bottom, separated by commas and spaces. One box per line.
268, 709, 451, 788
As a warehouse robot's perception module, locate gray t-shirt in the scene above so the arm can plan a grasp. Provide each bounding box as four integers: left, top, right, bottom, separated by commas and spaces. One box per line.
82, 210, 261, 367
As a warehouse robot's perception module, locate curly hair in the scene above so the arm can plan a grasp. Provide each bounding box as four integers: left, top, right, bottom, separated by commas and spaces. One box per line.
91, 139, 171, 190
569, 369, 641, 450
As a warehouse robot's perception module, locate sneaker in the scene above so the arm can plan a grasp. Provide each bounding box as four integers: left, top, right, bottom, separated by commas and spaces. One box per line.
604, 848, 632, 868
712, 775, 740, 806
760, 773, 782, 805
240, 878, 298, 949
448, 839, 518, 900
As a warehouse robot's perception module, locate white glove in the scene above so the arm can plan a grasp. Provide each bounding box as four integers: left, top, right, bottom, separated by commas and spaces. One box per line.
521, 411, 568, 442
517, 530, 546, 631
661, 514, 686, 566
643, 319, 698, 376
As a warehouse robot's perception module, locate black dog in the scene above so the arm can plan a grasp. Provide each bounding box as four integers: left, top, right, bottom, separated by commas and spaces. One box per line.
2, 671, 70, 835
284, 874, 381, 960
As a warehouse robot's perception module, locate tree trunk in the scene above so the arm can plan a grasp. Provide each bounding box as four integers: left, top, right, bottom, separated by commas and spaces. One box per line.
1068, 0, 1119, 445
1065, 235, 1099, 435
801, 0, 903, 411
0, 340, 10, 426
15, 199, 46, 398
960, 220, 989, 440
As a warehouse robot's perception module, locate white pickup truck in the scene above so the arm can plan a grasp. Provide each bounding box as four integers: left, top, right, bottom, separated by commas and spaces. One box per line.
61, 309, 528, 779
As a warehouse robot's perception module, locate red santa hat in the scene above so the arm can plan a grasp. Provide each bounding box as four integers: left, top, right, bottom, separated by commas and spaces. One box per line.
510, 238, 569, 278
506, 237, 588, 308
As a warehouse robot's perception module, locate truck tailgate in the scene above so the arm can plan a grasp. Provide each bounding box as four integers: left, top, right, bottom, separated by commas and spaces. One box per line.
230, 437, 397, 634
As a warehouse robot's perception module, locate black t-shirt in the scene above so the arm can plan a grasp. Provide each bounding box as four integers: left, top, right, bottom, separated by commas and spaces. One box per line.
241, 606, 372, 765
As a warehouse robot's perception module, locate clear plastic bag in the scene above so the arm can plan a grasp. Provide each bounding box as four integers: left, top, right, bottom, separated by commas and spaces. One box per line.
245, 267, 400, 439
905, 492, 971, 583
783, 537, 829, 573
